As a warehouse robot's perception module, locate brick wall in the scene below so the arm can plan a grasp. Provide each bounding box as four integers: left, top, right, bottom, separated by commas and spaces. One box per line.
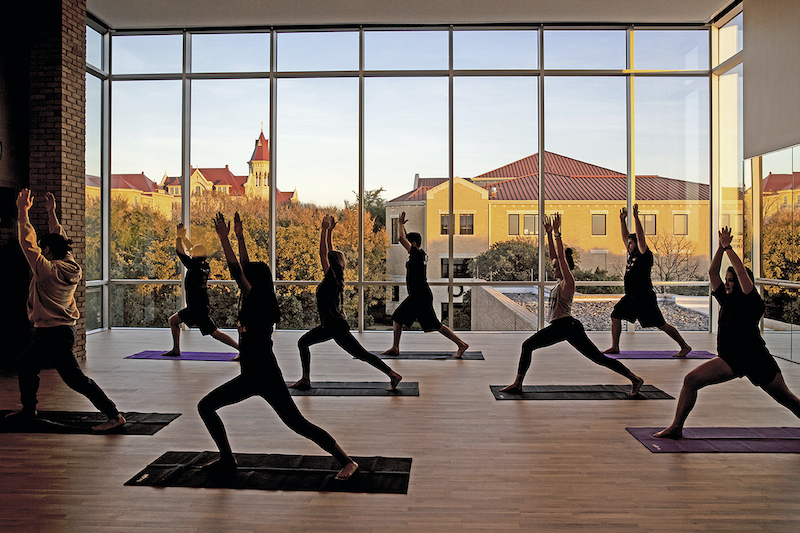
471, 286, 537, 331
29, 0, 87, 357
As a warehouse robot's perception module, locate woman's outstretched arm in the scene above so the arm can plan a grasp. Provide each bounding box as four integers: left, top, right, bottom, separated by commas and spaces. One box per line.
215, 212, 250, 294
708, 228, 726, 292
720, 226, 753, 294
233, 212, 250, 265
319, 215, 331, 274
552, 214, 575, 296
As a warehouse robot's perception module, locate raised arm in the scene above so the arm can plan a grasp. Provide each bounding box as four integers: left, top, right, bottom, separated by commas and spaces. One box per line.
632, 204, 648, 254
551, 214, 575, 295
215, 212, 251, 294
398, 211, 412, 252
45, 192, 67, 239
714, 226, 753, 294
543, 214, 557, 262
233, 212, 250, 265
618, 206, 629, 247
176, 224, 189, 256
319, 215, 331, 274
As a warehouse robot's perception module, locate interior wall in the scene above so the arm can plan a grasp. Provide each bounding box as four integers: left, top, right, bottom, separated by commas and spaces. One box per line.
743, 0, 800, 158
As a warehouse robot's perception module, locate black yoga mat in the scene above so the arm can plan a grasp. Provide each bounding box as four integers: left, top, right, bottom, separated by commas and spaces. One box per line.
126, 451, 412, 494
286, 381, 419, 396
490, 384, 673, 400
370, 350, 484, 360
0, 410, 181, 435
627, 427, 800, 453
605, 350, 715, 359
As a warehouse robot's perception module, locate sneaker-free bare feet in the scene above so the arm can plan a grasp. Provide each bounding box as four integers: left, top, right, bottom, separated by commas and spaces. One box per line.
335, 461, 359, 481
290, 378, 311, 390
387, 372, 402, 391
454, 343, 469, 358
92, 413, 126, 432
672, 346, 692, 358
499, 383, 523, 393
162, 349, 180, 357
653, 426, 683, 439
627, 375, 644, 397
381, 348, 399, 356
603, 347, 620, 354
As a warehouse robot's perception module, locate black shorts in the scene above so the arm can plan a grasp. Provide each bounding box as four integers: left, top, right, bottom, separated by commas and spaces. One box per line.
392, 296, 442, 332
718, 349, 781, 387
610, 293, 666, 328
177, 307, 217, 335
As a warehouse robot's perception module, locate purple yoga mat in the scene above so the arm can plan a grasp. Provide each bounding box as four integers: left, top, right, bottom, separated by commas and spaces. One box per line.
126, 351, 237, 361
627, 426, 800, 453
606, 350, 715, 359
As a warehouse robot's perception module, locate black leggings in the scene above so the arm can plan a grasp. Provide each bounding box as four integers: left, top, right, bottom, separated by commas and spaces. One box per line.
517, 317, 633, 379
298, 322, 394, 377
197, 343, 349, 465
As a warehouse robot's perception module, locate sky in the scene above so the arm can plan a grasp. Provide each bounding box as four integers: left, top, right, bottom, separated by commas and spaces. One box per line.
93, 28, 711, 207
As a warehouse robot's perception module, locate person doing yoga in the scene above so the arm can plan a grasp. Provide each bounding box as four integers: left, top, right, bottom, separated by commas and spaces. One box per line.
290, 214, 402, 391
8, 190, 125, 432
162, 223, 238, 357
603, 204, 692, 358
382, 211, 469, 358
500, 214, 644, 396
654, 227, 800, 439
197, 212, 358, 480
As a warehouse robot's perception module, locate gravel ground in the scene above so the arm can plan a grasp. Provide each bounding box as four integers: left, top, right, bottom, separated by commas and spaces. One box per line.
506, 293, 710, 331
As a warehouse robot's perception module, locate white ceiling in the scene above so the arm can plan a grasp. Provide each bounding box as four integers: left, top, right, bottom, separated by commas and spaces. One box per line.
87, 0, 736, 30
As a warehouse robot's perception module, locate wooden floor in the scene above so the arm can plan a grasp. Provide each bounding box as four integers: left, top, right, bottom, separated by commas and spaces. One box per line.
3, 328, 800, 532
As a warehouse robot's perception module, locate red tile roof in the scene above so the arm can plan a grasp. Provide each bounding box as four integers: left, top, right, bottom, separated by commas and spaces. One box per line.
762, 172, 800, 194
86, 173, 162, 193
251, 131, 270, 162
387, 152, 709, 203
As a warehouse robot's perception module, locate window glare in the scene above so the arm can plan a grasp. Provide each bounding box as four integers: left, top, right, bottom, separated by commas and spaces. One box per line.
634, 30, 709, 70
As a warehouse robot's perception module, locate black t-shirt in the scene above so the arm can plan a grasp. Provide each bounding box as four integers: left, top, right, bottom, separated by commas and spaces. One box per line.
178, 251, 210, 310
316, 274, 347, 327
623, 248, 654, 295
713, 284, 767, 355
406, 246, 431, 298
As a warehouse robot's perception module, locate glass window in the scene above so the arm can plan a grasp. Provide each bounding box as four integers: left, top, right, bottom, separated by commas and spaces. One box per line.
277, 77, 358, 284
111, 34, 183, 74
441, 214, 449, 235
523, 214, 538, 235
591, 213, 606, 235
192, 33, 271, 73
544, 30, 626, 70
442, 258, 471, 278
673, 214, 689, 235
277, 31, 358, 72
364, 30, 448, 70
643, 214, 657, 235
633, 30, 709, 70
453, 30, 538, 70
390, 218, 399, 244
85, 74, 102, 282
718, 12, 743, 64
86, 26, 103, 69
761, 146, 799, 282
509, 213, 520, 235
460, 214, 474, 235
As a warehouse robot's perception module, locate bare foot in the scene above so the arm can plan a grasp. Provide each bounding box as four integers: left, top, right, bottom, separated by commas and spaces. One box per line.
381, 348, 400, 356
603, 347, 620, 354
162, 349, 181, 357
335, 461, 359, 481
499, 383, 523, 393
653, 427, 683, 439
201, 456, 238, 477
628, 375, 644, 397
454, 343, 469, 358
387, 372, 402, 391
290, 378, 311, 390
672, 346, 692, 358
92, 414, 126, 432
